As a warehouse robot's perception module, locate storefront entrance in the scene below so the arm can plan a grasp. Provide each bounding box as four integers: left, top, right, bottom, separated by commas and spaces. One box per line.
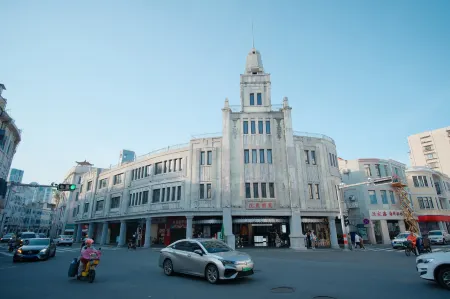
301, 218, 331, 248
232, 217, 290, 248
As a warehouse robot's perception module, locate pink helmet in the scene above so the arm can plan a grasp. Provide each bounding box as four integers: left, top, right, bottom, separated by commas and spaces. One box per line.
85, 238, 94, 245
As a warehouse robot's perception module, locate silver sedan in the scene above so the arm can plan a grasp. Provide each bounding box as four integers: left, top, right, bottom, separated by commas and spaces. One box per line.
158, 238, 254, 284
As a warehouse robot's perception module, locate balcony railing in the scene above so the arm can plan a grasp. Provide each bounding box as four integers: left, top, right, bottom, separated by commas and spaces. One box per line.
293, 131, 335, 145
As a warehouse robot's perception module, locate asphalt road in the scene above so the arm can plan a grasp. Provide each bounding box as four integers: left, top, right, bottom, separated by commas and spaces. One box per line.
0, 244, 449, 299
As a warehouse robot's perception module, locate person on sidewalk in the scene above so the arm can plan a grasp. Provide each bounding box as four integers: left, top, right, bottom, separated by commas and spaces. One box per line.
310, 230, 317, 249
355, 233, 365, 249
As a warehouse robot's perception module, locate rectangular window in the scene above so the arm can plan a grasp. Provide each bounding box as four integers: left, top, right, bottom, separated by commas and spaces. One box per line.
244, 150, 249, 164
253, 183, 259, 198
198, 184, 204, 199
258, 121, 263, 134
413, 176, 419, 187
261, 183, 267, 198
251, 121, 256, 134
171, 187, 176, 201
179, 158, 182, 171
84, 203, 89, 213
72, 208, 77, 217
381, 190, 388, 204
417, 197, 425, 209
311, 151, 316, 165
369, 190, 377, 204
245, 183, 251, 198
142, 191, 149, 204
364, 164, 372, 177
173, 159, 177, 172
332, 154, 337, 167
375, 164, 381, 177
259, 149, 265, 163
265, 120, 271, 134
164, 161, 167, 173
138, 192, 142, 205
206, 184, 212, 198
243, 121, 248, 134
389, 191, 395, 204
308, 184, 313, 199
329, 153, 332, 166
161, 188, 166, 202
110, 196, 120, 209
269, 183, 275, 198
200, 151, 205, 165
207, 151, 212, 165
87, 181, 92, 191
168, 160, 172, 172
428, 197, 434, 209
166, 187, 171, 203
423, 176, 429, 187
383, 165, 389, 177
315, 184, 320, 199
257, 93, 262, 105
155, 163, 163, 175
99, 179, 108, 189
113, 174, 123, 185
75, 192, 79, 201
138, 167, 142, 179
305, 150, 310, 164
267, 149, 272, 164
250, 93, 255, 105
177, 186, 181, 201
252, 149, 257, 163
152, 189, 160, 203
418, 176, 425, 187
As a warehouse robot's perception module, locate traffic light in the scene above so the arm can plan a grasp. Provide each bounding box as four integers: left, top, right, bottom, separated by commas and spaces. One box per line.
0, 178, 7, 197
57, 184, 77, 191
373, 176, 393, 186
344, 215, 350, 227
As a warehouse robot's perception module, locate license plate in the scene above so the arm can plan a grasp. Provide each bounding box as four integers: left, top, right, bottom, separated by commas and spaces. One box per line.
242, 267, 252, 272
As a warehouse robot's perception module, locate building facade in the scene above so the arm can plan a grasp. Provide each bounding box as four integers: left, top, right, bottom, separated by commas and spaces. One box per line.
65, 48, 343, 250
406, 166, 450, 234
0, 84, 22, 210
408, 126, 450, 177
9, 168, 24, 183
338, 158, 408, 245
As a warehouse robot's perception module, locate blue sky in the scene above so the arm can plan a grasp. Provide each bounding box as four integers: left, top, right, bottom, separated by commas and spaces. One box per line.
3, 0, 450, 184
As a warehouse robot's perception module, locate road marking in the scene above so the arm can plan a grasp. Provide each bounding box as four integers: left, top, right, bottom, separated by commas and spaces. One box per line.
0, 266, 16, 270
0, 252, 13, 257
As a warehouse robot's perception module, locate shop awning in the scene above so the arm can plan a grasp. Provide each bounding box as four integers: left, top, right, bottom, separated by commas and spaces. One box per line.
233, 218, 289, 224
418, 215, 450, 222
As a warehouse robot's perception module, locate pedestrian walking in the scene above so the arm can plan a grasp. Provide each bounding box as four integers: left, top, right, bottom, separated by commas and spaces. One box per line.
310, 230, 317, 249
355, 233, 365, 249
306, 230, 312, 249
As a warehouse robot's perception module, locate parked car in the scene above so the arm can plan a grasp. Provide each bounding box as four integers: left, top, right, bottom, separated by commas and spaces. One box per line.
18, 232, 38, 246
54, 235, 73, 246
13, 238, 57, 262
0, 233, 16, 243
38, 233, 46, 238
159, 238, 254, 284
427, 230, 450, 245
391, 232, 420, 249
416, 251, 450, 290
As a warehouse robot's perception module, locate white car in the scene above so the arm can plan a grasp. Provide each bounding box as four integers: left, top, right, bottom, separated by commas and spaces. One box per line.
54, 235, 73, 246
416, 251, 450, 290
427, 230, 450, 245
391, 232, 420, 249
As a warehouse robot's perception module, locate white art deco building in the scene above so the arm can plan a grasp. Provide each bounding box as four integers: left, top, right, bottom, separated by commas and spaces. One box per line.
64, 48, 343, 250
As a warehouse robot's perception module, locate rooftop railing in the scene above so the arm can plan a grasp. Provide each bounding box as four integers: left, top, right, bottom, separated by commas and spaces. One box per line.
293, 131, 335, 145
228, 104, 284, 113
134, 143, 190, 162
191, 132, 222, 139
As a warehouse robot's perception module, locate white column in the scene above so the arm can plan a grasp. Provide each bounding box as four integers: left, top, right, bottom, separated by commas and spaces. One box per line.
289, 212, 306, 250
144, 217, 152, 248
186, 216, 193, 239
75, 224, 83, 242
398, 220, 406, 232
223, 208, 235, 249
328, 216, 339, 249
87, 223, 94, 239
438, 221, 446, 233
368, 221, 376, 244
100, 222, 108, 245
380, 220, 391, 244
118, 220, 127, 247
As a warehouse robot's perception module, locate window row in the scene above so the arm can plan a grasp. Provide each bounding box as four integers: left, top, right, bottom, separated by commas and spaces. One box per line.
364, 164, 397, 178
249, 92, 263, 106
412, 175, 430, 188
155, 158, 183, 175
368, 190, 396, 204
131, 165, 151, 181
307, 184, 320, 200
152, 186, 182, 203
244, 149, 272, 164
245, 182, 275, 199
129, 190, 149, 206
329, 153, 338, 168
417, 197, 436, 210
200, 151, 212, 166
305, 150, 317, 165
243, 120, 271, 135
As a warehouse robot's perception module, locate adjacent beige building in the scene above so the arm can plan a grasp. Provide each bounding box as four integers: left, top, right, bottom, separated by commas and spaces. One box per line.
406, 166, 450, 233
408, 126, 450, 176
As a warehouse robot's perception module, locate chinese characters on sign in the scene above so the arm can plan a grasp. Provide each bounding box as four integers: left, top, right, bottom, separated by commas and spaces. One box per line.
246, 201, 276, 210
171, 219, 187, 229
369, 210, 403, 220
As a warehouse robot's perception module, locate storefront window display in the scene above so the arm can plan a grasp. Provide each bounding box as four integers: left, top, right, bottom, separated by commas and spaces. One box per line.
301, 218, 330, 248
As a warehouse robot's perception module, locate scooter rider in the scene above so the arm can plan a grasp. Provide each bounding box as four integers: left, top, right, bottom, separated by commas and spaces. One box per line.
78, 238, 101, 276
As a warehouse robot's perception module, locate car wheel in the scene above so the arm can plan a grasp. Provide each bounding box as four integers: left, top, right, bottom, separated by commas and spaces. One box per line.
163, 259, 174, 276
205, 264, 219, 284
443, 239, 447, 245
13, 259, 18, 263
51, 249, 56, 257
437, 266, 450, 290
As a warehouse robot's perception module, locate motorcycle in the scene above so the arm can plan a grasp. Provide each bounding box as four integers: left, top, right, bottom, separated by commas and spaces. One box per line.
127, 239, 136, 250
68, 248, 101, 283
8, 240, 17, 252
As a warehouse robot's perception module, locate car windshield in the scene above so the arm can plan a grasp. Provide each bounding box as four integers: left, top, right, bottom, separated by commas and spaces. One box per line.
428, 231, 442, 236
28, 239, 49, 246
200, 240, 232, 253
396, 233, 409, 239
21, 233, 36, 239
4, 234, 12, 237
60, 235, 70, 238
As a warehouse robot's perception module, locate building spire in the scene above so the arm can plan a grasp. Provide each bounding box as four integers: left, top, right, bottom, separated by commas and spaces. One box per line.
252, 21, 255, 48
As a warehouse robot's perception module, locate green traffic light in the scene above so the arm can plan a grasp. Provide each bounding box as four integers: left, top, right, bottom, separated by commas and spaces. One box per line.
70, 184, 76, 190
